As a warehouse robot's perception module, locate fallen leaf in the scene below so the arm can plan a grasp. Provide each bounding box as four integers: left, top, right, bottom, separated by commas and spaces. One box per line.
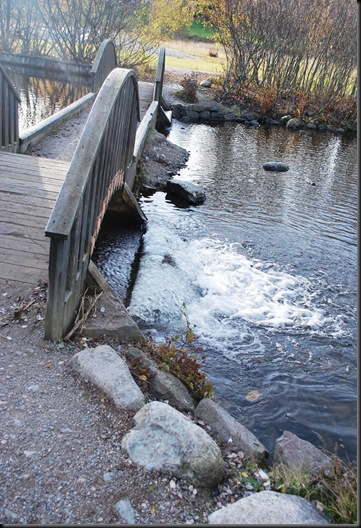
150, 506, 156, 515
246, 390, 261, 402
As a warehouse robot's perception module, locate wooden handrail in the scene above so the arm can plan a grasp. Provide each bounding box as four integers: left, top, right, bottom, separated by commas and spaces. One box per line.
0, 63, 20, 151
90, 40, 117, 93
153, 47, 165, 102
45, 68, 140, 341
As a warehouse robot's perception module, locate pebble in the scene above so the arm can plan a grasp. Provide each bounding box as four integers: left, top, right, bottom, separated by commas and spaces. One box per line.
27, 384, 39, 392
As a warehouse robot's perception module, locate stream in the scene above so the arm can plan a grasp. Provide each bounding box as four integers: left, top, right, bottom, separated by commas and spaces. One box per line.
94, 121, 357, 462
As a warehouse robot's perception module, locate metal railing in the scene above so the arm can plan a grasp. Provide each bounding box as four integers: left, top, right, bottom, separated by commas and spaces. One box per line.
45, 68, 139, 341
0, 63, 20, 151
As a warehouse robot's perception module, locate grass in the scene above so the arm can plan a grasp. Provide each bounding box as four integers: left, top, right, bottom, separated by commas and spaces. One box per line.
270, 456, 358, 524
186, 20, 217, 41
162, 54, 224, 73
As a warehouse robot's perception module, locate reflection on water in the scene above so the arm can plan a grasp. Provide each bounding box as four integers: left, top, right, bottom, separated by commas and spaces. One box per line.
5, 65, 90, 132
94, 122, 357, 461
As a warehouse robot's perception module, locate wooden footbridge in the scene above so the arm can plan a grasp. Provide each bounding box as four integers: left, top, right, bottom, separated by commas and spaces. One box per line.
0, 41, 171, 341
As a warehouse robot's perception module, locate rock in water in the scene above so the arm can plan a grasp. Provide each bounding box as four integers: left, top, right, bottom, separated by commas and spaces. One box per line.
263, 162, 289, 172
167, 180, 206, 205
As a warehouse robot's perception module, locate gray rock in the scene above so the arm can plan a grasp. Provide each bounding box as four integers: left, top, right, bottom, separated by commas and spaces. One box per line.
242, 112, 260, 121
208, 490, 329, 524
210, 111, 226, 120
69, 345, 145, 411
122, 401, 225, 487
167, 180, 206, 205
280, 114, 292, 124
264, 118, 280, 126
335, 127, 345, 134
263, 162, 289, 172
200, 110, 211, 120
200, 79, 212, 88
195, 398, 268, 463
114, 499, 135, 524
124, 347, 195, 412
151, 369, 195, 412
307, 123, 317, 129
82, 288, 142, 342
274, 431, 333, 477
185, 110, 200, 120
188, 104, 207, 113
286, 117, 304, 129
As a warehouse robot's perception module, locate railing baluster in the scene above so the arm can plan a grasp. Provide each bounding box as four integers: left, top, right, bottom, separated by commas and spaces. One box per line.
0, 63, 20, 151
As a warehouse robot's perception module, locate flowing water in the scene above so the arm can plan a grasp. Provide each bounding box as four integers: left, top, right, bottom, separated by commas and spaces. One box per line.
94, 121, 357, 462
6, 65, 90, 132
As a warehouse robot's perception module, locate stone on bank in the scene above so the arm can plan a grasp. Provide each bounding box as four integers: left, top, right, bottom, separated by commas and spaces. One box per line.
195, 398, 268, 463
121, 401, 225, 487
69, 345, 145, 411
208, 490, 329, 524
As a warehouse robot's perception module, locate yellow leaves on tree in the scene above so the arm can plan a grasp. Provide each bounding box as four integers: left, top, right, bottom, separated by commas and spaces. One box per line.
147, 0, 198, 40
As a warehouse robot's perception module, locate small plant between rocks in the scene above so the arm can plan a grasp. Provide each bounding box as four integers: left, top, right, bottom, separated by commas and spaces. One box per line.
175, 73, 198, 103
138, 304, 214, 401
269, 454, 357, 524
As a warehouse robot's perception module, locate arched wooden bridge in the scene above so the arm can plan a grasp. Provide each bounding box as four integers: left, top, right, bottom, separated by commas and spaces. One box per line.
0, 42, 171, 341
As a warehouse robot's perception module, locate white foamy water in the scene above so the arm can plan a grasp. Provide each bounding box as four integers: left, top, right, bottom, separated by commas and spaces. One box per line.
129, 226, 331, 353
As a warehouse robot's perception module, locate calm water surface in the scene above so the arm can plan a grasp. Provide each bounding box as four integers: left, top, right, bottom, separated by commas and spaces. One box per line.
95, 122, 357, 462
6, 65, 89, 132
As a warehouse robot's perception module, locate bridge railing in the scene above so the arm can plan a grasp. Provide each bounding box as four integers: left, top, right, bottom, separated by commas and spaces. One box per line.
0, 63, 21, 152
153, 47, 172, 128
45, 68, 140, 341
90, 40, 117, 93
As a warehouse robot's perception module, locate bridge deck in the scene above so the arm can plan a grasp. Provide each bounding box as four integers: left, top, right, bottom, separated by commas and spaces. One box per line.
0, 81, 154, 286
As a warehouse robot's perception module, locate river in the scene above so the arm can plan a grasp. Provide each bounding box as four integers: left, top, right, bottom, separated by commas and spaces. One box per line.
5, 65, 89, 132
94, 121, 357, 462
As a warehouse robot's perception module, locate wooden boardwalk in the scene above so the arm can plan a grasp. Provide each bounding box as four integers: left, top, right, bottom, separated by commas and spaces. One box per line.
0, 81, 154, 287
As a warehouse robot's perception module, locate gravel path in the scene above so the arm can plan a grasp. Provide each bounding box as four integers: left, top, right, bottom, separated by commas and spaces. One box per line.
0, 283, 222, 524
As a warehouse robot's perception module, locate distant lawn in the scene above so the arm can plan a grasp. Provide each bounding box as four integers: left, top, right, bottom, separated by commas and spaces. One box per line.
186, 20, 217, 42
163, 54, 224, 73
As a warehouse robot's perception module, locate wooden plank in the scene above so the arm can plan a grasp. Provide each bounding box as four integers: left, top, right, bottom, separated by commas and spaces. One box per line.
0, 175, 64, 194
0, 209, 50, 228
0, 199, 53, 219
0, 262, 47, 285
0, 247, 49, 270
0, 223, 49, 242
0, 189, 58, 210
0, 234, 49, 254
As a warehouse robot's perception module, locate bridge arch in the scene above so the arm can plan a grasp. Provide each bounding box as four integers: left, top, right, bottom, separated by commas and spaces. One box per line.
45, 67, 140, 341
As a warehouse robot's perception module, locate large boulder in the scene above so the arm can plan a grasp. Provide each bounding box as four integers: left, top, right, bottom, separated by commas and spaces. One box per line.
121, 401, 225, 487
69, 345, 145, 411
274, 431, 333, 477
195, 398, 268, 463
208, 490, 329, 524
167, 179, 206, 205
